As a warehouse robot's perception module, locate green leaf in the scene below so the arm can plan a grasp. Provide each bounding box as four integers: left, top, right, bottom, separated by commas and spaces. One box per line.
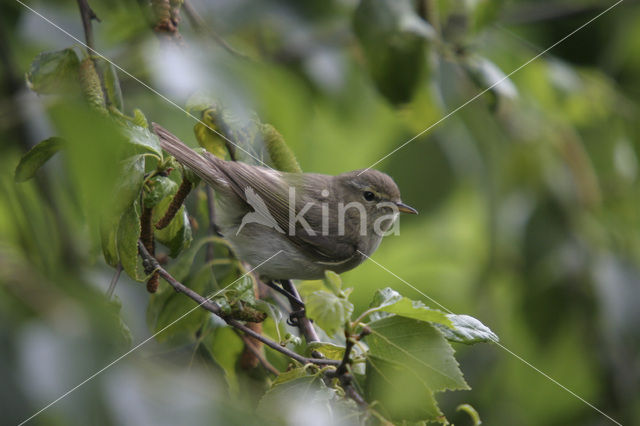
107, 296, 133, 347
306, 342, 345, 360
435, 314, 499, 344
353, 0, 434, 104
100, 155, 145, 267
369, 287, 403, 309
204, 325, 244, 393
103, 61, 123, 111
214, 275, 256, 308
323, 270, 342, 296
368, 287, 452, 326
167, 235, 219, 282
100, 217, 119, 267
14, 137, 64, 182
144, 175, 178, 208
153, 202, 192, 258
117, 202, 142, 281
26, 48, 80, 95
271, 366, 312, 386
257, 373, 334, 419
306, 290, 353, 336
123, 122, 162, 157
365, 316, 468, 422
463, 56, 517, 110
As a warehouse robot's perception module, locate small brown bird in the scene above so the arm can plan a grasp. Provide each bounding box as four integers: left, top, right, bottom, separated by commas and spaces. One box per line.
153, 123, 417, 281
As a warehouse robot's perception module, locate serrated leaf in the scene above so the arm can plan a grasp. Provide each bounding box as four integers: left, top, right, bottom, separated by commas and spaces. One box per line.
365, 316, 468, 422
123, 123, 162, 157
306, 290, 353, 336
117, 203, 142, 281
14, 137, 64, 182
366, 355, 441, 421
26, 48, 80, 95
323, 270, 342, 296
368, 287, 452, 327
369, 287, 403, 309
435, 314, 499, 344
103, 61, 123, 111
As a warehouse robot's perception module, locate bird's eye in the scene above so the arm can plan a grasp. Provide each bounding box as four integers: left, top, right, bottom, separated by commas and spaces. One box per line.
363, 191, 376, 201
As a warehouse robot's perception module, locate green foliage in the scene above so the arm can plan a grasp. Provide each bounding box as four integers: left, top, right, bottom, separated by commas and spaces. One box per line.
25, 48, 80, 94
5, 1, 640, 425
368, 286, 452, 326
436, 314, 499, 345
354, 0, 434, 104
13, 137, 64, 182
117, 202, 143, 281
306, 289, 354, 336
102, 61, 124, 112
364, 316, 468, 421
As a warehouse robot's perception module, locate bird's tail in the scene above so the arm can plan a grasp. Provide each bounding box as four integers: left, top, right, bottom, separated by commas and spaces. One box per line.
152, 123, 230, 192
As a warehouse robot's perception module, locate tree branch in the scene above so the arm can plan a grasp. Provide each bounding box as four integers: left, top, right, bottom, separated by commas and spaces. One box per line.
137, 241, 338, 367
76, 0, 100, 52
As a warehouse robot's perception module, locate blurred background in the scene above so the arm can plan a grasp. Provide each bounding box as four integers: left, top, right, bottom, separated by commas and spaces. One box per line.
1, 0, 639, 425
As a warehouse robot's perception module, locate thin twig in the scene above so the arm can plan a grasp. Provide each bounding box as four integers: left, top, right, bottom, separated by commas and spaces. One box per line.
75, 0, 100, 52
106, 263, 123, 299
182, 0, 250, 60
137, 241, 338, 367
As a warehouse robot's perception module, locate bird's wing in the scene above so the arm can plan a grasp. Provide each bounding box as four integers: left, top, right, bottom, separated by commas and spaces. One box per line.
218, 162, 359, 263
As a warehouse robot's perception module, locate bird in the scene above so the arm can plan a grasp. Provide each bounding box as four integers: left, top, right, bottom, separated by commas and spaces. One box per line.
152, 123, 417, 282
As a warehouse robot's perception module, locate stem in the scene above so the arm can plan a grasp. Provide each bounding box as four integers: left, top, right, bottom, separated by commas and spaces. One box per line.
137, 241, 338, 367
76, 0, 100, 53
106, 263, 122, 299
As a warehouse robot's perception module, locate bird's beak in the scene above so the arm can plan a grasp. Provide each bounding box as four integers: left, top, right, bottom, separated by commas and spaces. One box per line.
396, 202, 418, 215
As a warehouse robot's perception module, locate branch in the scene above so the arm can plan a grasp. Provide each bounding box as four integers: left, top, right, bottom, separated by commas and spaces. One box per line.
137, 241, 338, 367
324, 328, 370, 410
76, 0, 100, 52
